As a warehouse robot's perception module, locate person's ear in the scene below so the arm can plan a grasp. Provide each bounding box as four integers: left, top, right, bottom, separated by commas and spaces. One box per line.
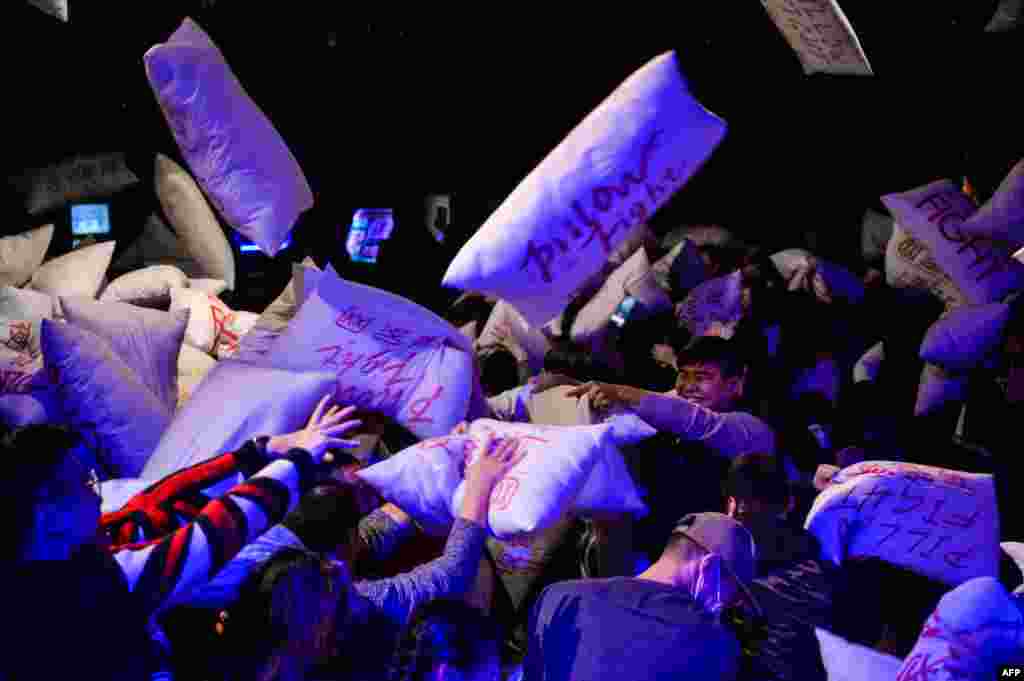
726, 496, 739, 517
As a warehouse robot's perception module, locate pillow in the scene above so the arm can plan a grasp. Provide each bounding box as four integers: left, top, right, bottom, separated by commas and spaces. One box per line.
188, 278, 228, 297
897, 577, 1024, 681
0, 224, 54, 287
177, 342, 217, 408
882, 180, 1024, 305
805, 460, 999, 587
0, 347, 62, 426
814, 629, 902, 681
27, 0, 68, 22
885, 224, 969, 309
234, 258, 320, 363
170, 288, 258, 359
442, 51, 727, 327
0, 285, 53, 356
852, 341, 884, 384
915, 363, 970, 417
141, 361, 336, 485
98, 265, 189, 309
60, 297, 189, 413
1003, 541, 1024, 579
154, 154, 237, 290
145, 19, 314, 257
861, 208, 894, 268
476, 301, 552, 375
676, 270, 745, 339
760, 0, 873, 76
29, 241, 115, 301
263, 266, 475, 439
9, 153, 137, 216
576, 222, 659, 297
571, 248, 672, 343
770, 249, 865, 304
41, 319, 172, 478
111, 212, 209, 280
958, 158, 1024, 247
459, 321, 478, 342
651, 238, 708, 297
920, 303, 1011, 371
662, 224, 738, 251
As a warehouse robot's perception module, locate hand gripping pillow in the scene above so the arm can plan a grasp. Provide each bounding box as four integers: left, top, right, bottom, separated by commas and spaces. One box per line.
920, 303, 1011, 371
141, 361, 336, 485
915, 363, 970, 417
154, 154, 236, 290
0, 224, 54, 287
885, 224, 969, 309
29, 241, 115, 302
177, 342, 217, 409
41, 319, 172, 478
264, 266, 474, 439
882, 180, 1024, 305
235, 258, 322, 363
571, 248, 672, 343
760, 0, 873, 76
676, 270, 745, 339
804, 461, 999, 587
476, 300, 552, 375
814, 629, 902, 681
442, 51, 727, 326
170, 288, 258, 359
896, 577, 1024, 681
145, 19, 314, 257
60, 297, 189, 413
99, 265, 189, 309
10, 153, 136, 215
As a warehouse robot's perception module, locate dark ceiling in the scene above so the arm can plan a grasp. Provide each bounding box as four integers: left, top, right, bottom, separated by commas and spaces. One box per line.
4, 1, 1023, 267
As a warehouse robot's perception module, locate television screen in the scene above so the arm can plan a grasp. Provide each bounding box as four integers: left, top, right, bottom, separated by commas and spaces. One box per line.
71, 203, 111, 236
346, 209, 394, 264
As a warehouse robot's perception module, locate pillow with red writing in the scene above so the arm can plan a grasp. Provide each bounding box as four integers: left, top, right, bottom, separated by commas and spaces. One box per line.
814, 628, 901, 681
235, 258, 322, 363
885, 224, 969, 309
263, 266, 474, 439
170, 288, 258, 359
0, 347, 62, 427
805, 461, 999, 587
0, 286, 53, 357
443, 51, 727, 327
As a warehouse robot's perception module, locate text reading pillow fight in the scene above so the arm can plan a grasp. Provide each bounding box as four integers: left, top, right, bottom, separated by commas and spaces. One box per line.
26, 0, 68, 22
958, 158, 1024, 246
170, 287, 259, 359
41, 319, 172, 478
813, 629, 902, 681
29, 240, 116, 302
443, 51, 727, 327
760, 0, 873, 76
651, 238, 709, 298
60, 297, 189, 414
0, 285, 54, 357
852, 341, 884, 384
99, 265, 189, 309
154, 154, 237, 290
885, 224, 969, 310
264, 267, 474, 439
571, 248, 672, 343
804, 461, 999, 587
141, 362, 336, 485
575, 222, 659, 298
145, 18, 314, 257
861, 209, 894, 269
0, 347, 62, 427
188, 278, 228, 297
915, 363, 970, 417
676, 270, 745, 339
476, 301, 551, 375
883, 179, 1024, 306
897, 577, 1024, 681
920, 303, 1011, 371
234, 257, 322, 363
176, 342, 217, 409
0, 224, 54, 287
9, 153, 137, 216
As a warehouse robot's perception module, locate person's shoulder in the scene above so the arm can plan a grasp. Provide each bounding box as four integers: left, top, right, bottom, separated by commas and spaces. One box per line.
536, 578, 638, 606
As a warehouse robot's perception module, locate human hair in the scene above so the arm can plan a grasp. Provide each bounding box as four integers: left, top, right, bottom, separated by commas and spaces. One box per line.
673, 335, 747, 379
722, 453, 789, 508
281, 481, 362, 555
477, 345, 521, 397
389, 600, 502, 681
542, 346, 617, 384
3, 424, 83, 562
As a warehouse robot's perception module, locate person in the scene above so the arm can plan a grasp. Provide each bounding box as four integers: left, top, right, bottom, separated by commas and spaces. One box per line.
388, 600, 504, 681
166, 431, 526, 680
523, 512, 758, 681
4, 394, 361, 681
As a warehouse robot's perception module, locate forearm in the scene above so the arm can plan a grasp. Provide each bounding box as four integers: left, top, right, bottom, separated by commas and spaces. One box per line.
632, 391, 771, 458
358, 504, 417, 563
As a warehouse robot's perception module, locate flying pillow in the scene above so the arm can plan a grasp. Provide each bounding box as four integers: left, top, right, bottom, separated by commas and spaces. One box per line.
572, 248, 672, 343
263, 266, 474, 439
676, 270, 745, 339
9, 153, 136, 215
145, 18, 314, 257
476, 301, 552, 375
805, 460, 999, 587
915, 363, 970, 417
442, 51, 727, 326
99, 265, 189, 309
814, 629, 901, 681
0, 224, 54, 287
170, 288, 259, 359
958, 158, 1024, 247
26, 0, 68, 22
234, 258, 321, 363
576, 223, 659, 298
29, 241, 115, 301
920, 303, 1011, 371
153, 154, 236, 290
885, 224, 969, 309
760, 0, 873, 76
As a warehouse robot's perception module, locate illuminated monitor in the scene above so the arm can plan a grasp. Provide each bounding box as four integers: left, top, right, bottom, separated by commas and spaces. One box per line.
346, 209, 395, 264
71, 203, 111, 236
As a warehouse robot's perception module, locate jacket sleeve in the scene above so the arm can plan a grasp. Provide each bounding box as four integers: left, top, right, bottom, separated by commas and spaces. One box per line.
631, 393, 777, 459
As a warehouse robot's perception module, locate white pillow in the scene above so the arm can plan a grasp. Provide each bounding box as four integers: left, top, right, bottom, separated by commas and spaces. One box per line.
571, 248, 671, 343
30, 241, 115, 301
814, 629, 902, 681
442, 51, 727, 326
760, 0, 873, 76
576, 222, 659, 297
188, 278, 228, 296
959, 158, 1024, 246
263, 266, 474, 439
852, 341, 884, 384
676, 270, 745, 339
0, 285, 53, 356
41, 319, 172, 478
234, 258, 320, 363
0, 347, 62, 426
915, 363, 970, 416
476, 301, 551, 375
0, 224, 54, 287
61, 297, 189, 414
770, 249, 865, 304
141, 361, 336, 485
885, 224, 969, 309
145, 19, 314, 257
154, 154, 236, 290
177, 342, 217, 409
805, 460, 999, 587
170, 288, 258, 359
882, 180, 1024, 305
920, 303, 1010, 370
99, 265, 189, 309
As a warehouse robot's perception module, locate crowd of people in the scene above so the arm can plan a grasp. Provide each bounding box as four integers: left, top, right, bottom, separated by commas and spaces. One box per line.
7, 217, 1024, 681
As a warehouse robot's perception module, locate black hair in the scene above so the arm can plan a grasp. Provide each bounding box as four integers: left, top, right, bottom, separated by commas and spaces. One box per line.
389, 600, 502, 681
281, 481, 362, 555
722, 453, 790, 507
477, 345, 521, 397
543, 345, 618, 384
673, 336, 748, 379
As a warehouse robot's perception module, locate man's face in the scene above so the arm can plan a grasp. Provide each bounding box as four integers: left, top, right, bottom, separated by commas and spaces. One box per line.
675, 362, 740, 412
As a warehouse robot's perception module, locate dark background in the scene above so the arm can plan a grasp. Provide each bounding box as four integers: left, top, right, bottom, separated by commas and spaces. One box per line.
2, 2, 1022, 311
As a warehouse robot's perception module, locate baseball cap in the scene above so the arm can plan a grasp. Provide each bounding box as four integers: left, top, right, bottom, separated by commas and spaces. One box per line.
672, 512, 758, 588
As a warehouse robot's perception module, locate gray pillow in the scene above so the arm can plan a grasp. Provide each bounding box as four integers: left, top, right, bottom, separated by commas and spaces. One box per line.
10, 153, 138, 216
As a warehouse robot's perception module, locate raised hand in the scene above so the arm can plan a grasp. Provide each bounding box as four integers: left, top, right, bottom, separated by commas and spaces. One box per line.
267, 393, 363, 465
